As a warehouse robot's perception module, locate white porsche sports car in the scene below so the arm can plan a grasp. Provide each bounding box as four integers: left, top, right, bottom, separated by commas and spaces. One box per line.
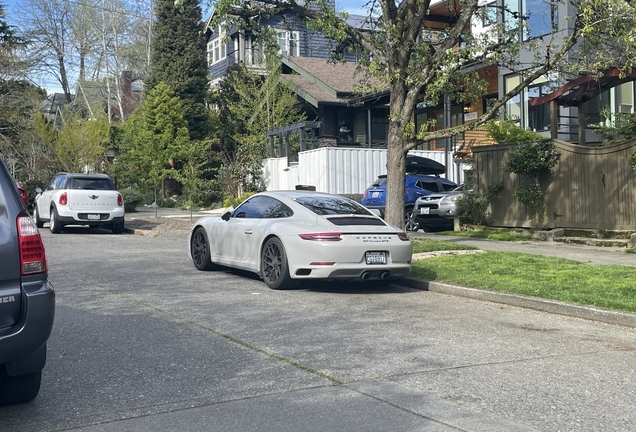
188, 190, 413, 289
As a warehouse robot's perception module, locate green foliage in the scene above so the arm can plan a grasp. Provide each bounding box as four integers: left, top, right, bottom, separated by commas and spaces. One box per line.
503, 140, 559, 177
213, 63, 305, 199
145, 0, 209, 140
35, 107, 111, 174
223, 192, 255, 209
596, 112, 636, 143
484, 119, 545, 144
513, 181, 544, 208
629, 148, 636, 172
411, 239, 477, 253
120, 188, 145, 213
456, 182, 503, 225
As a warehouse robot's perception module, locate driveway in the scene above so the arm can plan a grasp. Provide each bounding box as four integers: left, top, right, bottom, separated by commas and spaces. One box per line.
1, 228, 635, 431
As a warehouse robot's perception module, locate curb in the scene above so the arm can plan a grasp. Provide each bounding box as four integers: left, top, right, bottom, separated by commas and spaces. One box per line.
398, 277, 636, 328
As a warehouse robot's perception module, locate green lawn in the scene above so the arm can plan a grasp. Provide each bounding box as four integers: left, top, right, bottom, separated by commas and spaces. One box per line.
410, 239, 636, 313
436, 228, 534, 241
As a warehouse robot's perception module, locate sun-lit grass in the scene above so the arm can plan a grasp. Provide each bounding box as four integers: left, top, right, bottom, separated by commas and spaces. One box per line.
436, 228, 534, 241
626, 248, 636, 254
411, 251, 636, 312
411, 238, 477, 253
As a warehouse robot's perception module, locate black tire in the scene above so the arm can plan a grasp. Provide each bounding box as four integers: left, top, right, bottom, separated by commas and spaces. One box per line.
33, 205, 44, 229
0, 368, 41, 406
49, 207, 63, 234
261, 237, 298, 290
111, 221, 124, 234
190, 227, 216, 271
404, 206, 419, 232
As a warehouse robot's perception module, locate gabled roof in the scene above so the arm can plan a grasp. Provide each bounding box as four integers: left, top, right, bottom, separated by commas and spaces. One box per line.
280, 56, 382, 108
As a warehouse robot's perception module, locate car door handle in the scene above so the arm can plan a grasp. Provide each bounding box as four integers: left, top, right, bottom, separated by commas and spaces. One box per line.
244, 229, 253, 235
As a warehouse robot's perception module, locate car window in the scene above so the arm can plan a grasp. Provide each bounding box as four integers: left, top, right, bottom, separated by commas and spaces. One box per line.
441, 183, 457, 192
371, 177, 387, 187
294, 195, 373, 216
262, 199, 293, 218
234, 196, 276, 219
416, 181, 440, 192
69, 177, 115, 190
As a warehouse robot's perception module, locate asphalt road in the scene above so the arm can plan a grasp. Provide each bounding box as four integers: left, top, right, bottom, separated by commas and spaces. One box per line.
2, 227, 636, 431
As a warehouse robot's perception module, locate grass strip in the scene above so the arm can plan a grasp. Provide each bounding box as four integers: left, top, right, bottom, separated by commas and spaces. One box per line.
411, 251, 636, 312
436, 228, 534, 242
411, 238, 477, 253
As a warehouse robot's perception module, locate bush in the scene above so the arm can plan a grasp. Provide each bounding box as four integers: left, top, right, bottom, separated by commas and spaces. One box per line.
457, 182, 502, 225
484, 119, 545, 144
120, 189, 145, 213
503, 140, 559, 177
223, 192, 255, 208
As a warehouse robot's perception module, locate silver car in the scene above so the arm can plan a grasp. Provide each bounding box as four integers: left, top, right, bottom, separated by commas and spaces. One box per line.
413, 186, 466, 231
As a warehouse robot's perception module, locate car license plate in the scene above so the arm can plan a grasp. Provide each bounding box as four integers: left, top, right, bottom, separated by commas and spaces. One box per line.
420, 207, 430, 215
371, 191, 380, 198
365, 251, 387, 265
88, 214, 100, 220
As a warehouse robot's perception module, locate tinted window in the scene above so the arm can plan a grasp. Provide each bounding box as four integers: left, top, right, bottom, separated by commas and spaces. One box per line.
417, 181, 440, 192
236, 197, 294, 219
441, 183, 457, 192
69, 177, 115, 190
372, 177, 387, 187
295, 196, 373, 216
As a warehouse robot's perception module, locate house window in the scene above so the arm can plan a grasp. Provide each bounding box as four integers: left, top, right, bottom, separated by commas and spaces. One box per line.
526, 78, 552, 131
504, 0, 557, 40
208, 26, 226, 66
483, 2, 497, 27
278, 31, 299, 57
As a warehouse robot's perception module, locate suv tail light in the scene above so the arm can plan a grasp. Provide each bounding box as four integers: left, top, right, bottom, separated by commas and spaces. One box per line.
299, 232, 343, 241
17, 211, 47, 275
59, 192, 68, 206
117, 193, 123, 207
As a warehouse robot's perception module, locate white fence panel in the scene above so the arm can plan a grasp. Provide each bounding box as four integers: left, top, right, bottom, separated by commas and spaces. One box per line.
263, 147, 468, 195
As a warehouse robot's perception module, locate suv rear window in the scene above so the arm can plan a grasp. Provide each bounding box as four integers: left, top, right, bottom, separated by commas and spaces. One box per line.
294, 196, 373, 216
69, 177, 115, 190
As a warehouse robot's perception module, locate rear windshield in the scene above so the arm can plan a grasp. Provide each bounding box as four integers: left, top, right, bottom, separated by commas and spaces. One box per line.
294, 196, 373, 216
69, 177, 115, 190
372, 177, 387, 187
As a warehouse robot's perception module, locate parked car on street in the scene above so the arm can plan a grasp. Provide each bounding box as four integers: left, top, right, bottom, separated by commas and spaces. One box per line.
413, 185, 468, 231
0, 156, 55, 405
189, 190, 413, 289
361, 173, 458, 231
33, 173, 125, 234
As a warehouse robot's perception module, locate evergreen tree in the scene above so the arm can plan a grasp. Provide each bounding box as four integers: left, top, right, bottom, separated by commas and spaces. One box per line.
146, 0, 209, 140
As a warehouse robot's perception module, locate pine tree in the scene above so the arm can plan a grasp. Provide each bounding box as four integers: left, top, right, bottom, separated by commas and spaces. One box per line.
146, 0, 209, 140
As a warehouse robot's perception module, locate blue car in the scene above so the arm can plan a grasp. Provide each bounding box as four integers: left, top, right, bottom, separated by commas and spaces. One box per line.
361, 173, 458, 231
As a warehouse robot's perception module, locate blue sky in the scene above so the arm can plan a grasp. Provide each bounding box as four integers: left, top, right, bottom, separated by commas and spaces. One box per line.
2, 0, 370, 93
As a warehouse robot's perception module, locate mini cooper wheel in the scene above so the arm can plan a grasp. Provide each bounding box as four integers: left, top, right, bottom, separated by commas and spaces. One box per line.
49, 207, 63, 234
33, 205, 44, 228
191, 227, 216, 271
111, 221, 124, 234
261, 237, 298, 290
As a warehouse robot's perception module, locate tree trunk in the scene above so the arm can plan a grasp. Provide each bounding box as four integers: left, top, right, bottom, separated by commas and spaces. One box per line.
384, 83, 409, 230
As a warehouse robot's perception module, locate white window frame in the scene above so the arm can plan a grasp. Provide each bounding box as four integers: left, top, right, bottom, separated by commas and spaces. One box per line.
208, 26, 227, 66
278, 30, 299, 57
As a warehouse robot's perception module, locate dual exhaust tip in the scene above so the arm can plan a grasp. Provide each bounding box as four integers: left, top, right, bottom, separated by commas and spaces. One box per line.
361, 271, 391, 281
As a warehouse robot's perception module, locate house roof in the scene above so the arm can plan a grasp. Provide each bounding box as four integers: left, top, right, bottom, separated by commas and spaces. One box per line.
281, 56, 385, 108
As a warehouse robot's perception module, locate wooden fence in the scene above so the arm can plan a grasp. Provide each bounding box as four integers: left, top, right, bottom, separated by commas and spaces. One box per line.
472, 139, 636, 231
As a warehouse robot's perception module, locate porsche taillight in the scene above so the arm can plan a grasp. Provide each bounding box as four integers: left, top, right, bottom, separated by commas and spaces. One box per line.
17, 211, 47, 275
397, 232, 409, 241
117, 193, 123, 207
59, 192, 67, 206
299, 232, 343, 241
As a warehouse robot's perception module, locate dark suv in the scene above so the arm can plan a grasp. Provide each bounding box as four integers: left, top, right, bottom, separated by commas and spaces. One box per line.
361, 173, 458, 231
0, 157, 55, 405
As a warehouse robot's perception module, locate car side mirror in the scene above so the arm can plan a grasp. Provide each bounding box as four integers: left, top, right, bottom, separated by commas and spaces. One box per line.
221, 207, 234, 221
35, 187, 42, 194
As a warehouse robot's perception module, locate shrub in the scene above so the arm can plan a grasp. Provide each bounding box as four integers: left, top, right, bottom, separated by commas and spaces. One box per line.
223, 192, 255, 208
120, 188, 145, 213
457, 182, 502, 225
513, 181, 544, 208
484, 119, 545, 144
